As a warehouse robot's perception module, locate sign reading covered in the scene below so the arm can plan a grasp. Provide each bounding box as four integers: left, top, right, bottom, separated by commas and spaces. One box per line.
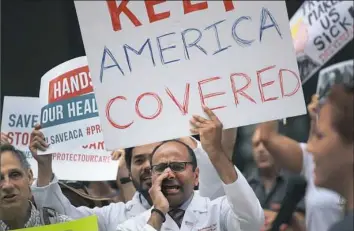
75, 1, 306, 149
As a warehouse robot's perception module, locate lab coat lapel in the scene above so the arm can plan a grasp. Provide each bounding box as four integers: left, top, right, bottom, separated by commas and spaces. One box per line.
126, 192, 150, 219
163, 215, 181, 231
180, 193, 208, 230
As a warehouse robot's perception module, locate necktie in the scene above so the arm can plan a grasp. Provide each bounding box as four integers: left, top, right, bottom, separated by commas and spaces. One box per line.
168, 209, 185, 228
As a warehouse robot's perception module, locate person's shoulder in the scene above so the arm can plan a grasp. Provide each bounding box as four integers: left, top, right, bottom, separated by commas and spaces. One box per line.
329, 212, 354, 231
122, 193, 151, 219
116, 209, 151, 229
124, 192, 145, 209
55, 213, 73, 223
39, 208, 72, 224
194, 190, 222, 208
299, 142, 309, 154
329, 220, 353, 231
246, 168, 260, 183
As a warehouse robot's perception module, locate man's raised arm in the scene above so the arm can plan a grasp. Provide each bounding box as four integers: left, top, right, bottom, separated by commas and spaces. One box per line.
29, 124, 125, 231
190, 106, 264, 231
257, 94, 319, 174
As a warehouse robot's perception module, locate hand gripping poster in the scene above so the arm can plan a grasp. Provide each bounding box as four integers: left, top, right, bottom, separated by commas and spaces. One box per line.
290, 1, 353, 84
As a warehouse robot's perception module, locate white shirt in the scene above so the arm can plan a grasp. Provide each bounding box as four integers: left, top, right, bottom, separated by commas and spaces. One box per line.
300, 143, 343, 231
116, 171, 264, 231
31, 140, 263, 231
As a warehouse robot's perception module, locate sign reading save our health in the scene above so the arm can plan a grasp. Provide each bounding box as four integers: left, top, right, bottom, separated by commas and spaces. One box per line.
1, 96, 118, 181
75, 1, 306, 149
38, 56, 109, 155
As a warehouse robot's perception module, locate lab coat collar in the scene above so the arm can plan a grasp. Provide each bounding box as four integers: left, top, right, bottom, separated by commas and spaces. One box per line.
190, 136, 202, 151
137, 192, 151, 210
180, 191, 209, 229
150, 191, 208, 213
186, 191, 208, 213
126, 192, 151, 218
150, 192, 208, 229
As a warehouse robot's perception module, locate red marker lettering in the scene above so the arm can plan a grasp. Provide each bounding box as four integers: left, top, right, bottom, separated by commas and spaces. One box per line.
257, 65, 278, 103
145, 1, 170, 23
135, 92, 163, 120
183, 0, 208, 14
230, 73, 256, 105
223, 0, 235, 12
106, 0, 142, 31
279, 69, 301, 97
165, 83, 190, 115
105, 96, 134, 129
198, 77, 226, 110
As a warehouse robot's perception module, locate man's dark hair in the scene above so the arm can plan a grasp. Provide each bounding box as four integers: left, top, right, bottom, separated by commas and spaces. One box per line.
327, 84, 354, 144
151, 140, 198, 171
0, 143, 31, 170
124, 147, 134, 171
124, 140, 198, 171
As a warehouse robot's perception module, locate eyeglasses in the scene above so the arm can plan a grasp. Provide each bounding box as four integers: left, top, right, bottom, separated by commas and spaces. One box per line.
151, 162, 193, 173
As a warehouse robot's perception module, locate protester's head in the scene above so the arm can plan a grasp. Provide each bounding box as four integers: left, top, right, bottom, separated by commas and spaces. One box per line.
60, 181, 98, 208
0, 144, 33, 219
252, 128, 275, 170
125, 142, 162, 195
59, 181, 118, 208
151, 140, 198, 208
307, 84, 353, 195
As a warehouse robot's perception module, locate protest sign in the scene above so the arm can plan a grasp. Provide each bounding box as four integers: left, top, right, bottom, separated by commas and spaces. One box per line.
39, 56, 108, 155
316, 59, 354, 101
12, 215, 98, 231
1, 96, 118, 181
75, 1, 306, 149
1, 96, 40, 177
290, 1, 353, 84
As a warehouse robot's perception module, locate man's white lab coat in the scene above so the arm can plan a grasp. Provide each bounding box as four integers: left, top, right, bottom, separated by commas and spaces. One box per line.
31, 140, 263, 231
116, 176, 264, 231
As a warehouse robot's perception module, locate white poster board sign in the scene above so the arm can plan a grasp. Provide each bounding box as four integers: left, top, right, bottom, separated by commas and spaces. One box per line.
39, 56, 108, 155
316, 59, 354, 100
290, 1, 353, 84
75, 1, 306, 149
1, 96, 40, 178
1, 96, 118, 181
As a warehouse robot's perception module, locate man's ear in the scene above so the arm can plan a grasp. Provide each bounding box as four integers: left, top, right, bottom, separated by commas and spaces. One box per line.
27, 169, 34, 185
194, 167, 200, 187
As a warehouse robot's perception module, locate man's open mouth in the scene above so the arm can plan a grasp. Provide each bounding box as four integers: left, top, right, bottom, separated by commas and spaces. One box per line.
162, 185, 181, 194
3, 194, 16, 200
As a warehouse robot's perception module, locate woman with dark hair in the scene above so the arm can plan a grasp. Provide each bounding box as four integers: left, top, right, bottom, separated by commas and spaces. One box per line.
307, 84, 353, 231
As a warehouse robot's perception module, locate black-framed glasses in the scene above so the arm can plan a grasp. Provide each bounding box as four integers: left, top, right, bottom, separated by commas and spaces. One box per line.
151, 162, 193, 173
